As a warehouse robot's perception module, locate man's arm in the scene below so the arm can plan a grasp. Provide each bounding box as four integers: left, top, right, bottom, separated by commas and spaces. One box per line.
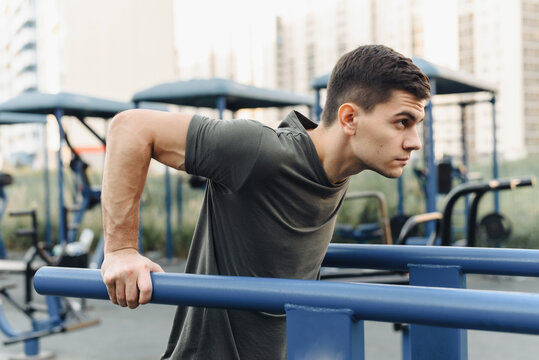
101, 109, 192, 309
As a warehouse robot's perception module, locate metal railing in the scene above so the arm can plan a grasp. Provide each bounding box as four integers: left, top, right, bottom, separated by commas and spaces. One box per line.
34, 243, 539, 360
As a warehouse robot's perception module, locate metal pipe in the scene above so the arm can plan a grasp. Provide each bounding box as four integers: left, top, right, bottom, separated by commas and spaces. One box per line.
324, 244, 539, 276
54, 108, 66, 245
344, 191, 392, 244
34, 267, 539, 335
425, 80, 438, 236
441, 176, 535, 245
396, 212, 442, 245
491, 95, 499, 211
466, 191, 487, 247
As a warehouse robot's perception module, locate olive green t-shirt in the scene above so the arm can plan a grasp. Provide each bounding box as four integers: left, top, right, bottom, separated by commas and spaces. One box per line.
162, 111, 349, 360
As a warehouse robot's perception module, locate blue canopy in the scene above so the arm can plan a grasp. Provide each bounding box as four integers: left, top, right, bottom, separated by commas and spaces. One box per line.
0, 91, 132, 119
310, 57, 496, 95
311, 73, 330, 90
411, 57, 496, 94
132, 78, 314, 110
0, 112, 47, 125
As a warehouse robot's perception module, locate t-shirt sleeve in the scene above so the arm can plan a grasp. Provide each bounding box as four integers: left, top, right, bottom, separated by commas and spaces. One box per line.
185, 114, 264, 192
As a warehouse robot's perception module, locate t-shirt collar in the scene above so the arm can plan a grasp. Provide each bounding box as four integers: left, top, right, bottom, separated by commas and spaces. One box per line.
278, 111, 318, 131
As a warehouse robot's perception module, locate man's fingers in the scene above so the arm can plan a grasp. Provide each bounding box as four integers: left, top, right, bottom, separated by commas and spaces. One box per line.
105, 282, 117, 305
115, 280, 127, 307
152, 263, 165, 273
126, 275, 141, 309
137, 270, 153, 305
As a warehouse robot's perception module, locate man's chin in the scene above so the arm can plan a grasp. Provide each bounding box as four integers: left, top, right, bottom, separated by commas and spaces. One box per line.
372, 168, 403, 179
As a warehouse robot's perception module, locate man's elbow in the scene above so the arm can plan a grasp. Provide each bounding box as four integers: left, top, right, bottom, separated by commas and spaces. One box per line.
109, 109, 140, 133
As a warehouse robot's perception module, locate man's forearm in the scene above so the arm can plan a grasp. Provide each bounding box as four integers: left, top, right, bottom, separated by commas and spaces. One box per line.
102, 110, 153, 253
101, 109, 191, 254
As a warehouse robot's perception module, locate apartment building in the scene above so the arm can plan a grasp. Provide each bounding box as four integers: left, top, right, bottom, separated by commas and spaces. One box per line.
0, 0, 177, 168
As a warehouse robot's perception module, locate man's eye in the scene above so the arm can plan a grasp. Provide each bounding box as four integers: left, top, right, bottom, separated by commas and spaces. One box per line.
399, 119, 408, 126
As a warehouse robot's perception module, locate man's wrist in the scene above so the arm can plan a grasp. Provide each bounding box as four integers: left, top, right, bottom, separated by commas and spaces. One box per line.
104, 245, 139, 255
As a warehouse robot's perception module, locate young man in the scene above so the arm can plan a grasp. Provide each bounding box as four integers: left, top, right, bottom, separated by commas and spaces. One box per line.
101, 44, 430, 359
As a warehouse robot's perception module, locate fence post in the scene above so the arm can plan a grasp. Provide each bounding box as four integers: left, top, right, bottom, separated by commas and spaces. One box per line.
405, 265, 467, 360
285, 304, 364, 360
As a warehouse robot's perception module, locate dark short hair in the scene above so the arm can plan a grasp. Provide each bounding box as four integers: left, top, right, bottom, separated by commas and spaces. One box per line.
321, 44, 431, 125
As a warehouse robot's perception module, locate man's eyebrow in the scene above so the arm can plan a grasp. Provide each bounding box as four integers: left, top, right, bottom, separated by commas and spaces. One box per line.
394, 111, 424, 123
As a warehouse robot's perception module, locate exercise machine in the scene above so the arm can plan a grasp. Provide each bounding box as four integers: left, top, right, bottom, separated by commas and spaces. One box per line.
0, 209, 98, 359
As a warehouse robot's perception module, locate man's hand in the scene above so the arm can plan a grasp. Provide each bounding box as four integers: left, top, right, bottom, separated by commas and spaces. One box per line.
101, 248, 164, 309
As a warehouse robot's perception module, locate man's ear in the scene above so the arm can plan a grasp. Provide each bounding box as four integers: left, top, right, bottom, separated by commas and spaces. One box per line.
338, 103, 359, 136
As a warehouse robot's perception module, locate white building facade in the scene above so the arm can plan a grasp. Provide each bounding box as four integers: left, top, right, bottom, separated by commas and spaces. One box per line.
0, 0, 177, 169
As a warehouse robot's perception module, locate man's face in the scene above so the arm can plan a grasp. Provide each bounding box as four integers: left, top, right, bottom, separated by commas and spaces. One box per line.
350, 90, 426, 178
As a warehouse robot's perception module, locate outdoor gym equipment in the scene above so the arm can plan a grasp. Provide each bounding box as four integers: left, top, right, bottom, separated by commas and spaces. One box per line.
0, 209, 98, 359
440, 176, 535, 246
0, 92, 131, 250
333, 191, 393, 245
390, 176, 534, 247
0, 111, 51, 250
33, 243, 539, 360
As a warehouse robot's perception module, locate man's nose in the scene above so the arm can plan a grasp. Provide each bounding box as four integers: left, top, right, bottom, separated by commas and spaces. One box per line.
404, 127, 422, 151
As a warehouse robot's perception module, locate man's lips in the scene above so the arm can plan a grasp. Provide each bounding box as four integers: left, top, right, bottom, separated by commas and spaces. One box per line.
396, 157, 409, 165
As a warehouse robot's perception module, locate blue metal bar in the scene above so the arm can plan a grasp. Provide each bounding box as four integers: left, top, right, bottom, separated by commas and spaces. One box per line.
216, 96, 226, 120
459, 103, 469, 236
34, 267, 539, 335
0, 185, 7, 258
165, 166, 173, 260
425, 79, 438, 235
138, 201, 143, 253
42, 123, 52, 246
491, 95, 500, 211
89, 233, 105, 269
323, 244, 539, 276
314, 89, 322, 122
176, 176, 183, 240
397, 176, 404, 215
54, 108, 66, 245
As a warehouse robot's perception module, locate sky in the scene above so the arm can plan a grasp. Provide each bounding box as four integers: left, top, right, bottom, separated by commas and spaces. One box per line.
173, 0, 459, 71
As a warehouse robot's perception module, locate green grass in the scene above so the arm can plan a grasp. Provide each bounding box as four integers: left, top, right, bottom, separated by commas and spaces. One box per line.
0, 156, 538, 258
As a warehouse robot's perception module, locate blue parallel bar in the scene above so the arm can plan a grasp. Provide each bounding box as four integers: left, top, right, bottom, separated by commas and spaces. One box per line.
323, 244, 539, 276
34, 267, 539, 335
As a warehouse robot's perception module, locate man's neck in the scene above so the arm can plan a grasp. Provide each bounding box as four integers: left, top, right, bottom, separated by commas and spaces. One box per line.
308, 124, 359, 184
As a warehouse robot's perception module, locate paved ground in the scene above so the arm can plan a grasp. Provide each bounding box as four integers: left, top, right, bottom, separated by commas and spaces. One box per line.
0, 258, 538, 359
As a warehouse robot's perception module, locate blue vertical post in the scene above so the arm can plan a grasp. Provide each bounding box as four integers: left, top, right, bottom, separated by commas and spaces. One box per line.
425, 79, 438, 235
405, 264, 467, 360
138, 201, 143, 253
133, 101, 144, 253
397, 177, 405, 215
0, 185, 7, 258
491, 95, 499, 212
176, 176, 183, 236
216, 96, 226, 120
43, 122, 52, 246
54, 108, 66, 245
460, 103, 469, 232
165, 166, 173, 260
285, 304, 364, 360
315, 88, 322, 122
